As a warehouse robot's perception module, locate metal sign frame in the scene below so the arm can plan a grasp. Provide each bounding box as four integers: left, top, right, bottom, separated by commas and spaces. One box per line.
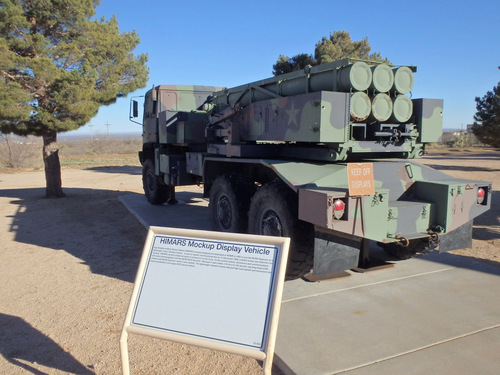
120, 226, 290, 375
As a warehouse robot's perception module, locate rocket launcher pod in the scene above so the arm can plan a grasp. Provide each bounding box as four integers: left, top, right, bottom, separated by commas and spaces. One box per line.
202, 58, 438, 160
131, 58, 492, 278
211, 59, 382, 108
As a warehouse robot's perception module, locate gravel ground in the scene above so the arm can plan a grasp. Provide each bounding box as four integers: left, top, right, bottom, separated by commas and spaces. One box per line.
0, 149, 498, 374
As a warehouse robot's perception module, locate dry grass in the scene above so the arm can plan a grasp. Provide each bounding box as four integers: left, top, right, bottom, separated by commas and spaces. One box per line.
0, 133, 142, 171
59, 135, 142, 156
61, 154, 140, 168
0, 134, 42, 169
0, 132, 495, 172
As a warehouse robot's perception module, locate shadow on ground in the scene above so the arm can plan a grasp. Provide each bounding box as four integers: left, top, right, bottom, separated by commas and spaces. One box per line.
0, 185, 209, 283
1, 187, 144, 283
0, 313, 94, 375
424, 150, 499, 160
395, 249, 500, 277
425, 163, 500, 173
1, 178, 498, 283
85, 165, 141, 175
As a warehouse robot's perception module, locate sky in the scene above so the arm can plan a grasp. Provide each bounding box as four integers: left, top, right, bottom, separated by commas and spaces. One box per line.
70, 0, 499, 135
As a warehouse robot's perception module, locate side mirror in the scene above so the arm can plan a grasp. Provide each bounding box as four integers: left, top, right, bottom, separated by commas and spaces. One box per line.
129, 97, 144, 125
132, 100, 139, 118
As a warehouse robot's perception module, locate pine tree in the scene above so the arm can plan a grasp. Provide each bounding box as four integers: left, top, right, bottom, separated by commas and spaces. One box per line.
273, 30, 389, 75
0, 0, 148, 197
471, 83, 500, 148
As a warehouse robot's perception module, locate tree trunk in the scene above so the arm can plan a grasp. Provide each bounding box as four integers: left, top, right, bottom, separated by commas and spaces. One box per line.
42, 132, 65, 198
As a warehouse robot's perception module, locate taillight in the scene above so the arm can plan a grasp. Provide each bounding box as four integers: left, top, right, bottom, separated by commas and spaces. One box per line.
333, 199, 345, 220
477, 187, 486, 205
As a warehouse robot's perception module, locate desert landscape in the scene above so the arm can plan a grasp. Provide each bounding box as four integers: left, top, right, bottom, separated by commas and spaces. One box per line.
0, 148, 498, 374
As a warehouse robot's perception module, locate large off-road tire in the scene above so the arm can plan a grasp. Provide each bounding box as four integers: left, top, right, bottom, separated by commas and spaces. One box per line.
209, 174, 256, 233
142, 159, 172, 205
248, 182, 313, 280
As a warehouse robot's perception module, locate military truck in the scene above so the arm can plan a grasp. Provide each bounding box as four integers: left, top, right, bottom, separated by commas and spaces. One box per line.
130, 58, 492, 279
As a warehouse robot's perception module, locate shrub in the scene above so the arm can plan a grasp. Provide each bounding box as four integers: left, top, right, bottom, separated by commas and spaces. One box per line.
0, 134, 41, 168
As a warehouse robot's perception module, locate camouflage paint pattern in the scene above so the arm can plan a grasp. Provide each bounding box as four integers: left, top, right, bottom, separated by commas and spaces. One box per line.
235, 91, 349, 143
219, 90, 441, 160
133, 58, 490, 256
141, 60, 440, 163
142, 85, 220, 145
284, 160, 492, 243
413, 99, 443, 143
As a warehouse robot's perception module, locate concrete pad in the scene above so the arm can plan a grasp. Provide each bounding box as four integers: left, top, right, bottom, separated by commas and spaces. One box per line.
120, 190, 500, 375
338, 326, 500, 375
276, 259, 500, 375
119, 187, 210, 230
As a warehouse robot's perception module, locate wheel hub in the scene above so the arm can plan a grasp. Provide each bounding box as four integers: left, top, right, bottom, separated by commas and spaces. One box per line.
261, 209, 283, 236
216, 195, 232, 230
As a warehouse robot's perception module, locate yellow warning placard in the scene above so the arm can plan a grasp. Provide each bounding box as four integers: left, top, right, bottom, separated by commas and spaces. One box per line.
347, 163, 375, 196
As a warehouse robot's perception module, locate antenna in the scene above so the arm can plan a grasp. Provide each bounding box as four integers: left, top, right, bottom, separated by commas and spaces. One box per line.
88, 124, 94, 141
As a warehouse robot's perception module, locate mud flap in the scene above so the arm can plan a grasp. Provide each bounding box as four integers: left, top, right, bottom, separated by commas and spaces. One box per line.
313, 227, 360, 276
438, 220, 473, 253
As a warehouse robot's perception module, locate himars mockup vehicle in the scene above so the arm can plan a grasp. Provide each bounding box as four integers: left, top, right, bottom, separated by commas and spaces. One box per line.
130, 58, 492, 279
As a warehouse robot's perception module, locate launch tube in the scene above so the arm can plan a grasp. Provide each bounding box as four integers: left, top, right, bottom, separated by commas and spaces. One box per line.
209, 59, 416, 125
370, 64, 394, 93
335, 62, 373, 92
370, 93, 393, 122
392, 66, 414, 94
350, 92, 371, 122
391, 95, 413, 123
211, 59, 374, 108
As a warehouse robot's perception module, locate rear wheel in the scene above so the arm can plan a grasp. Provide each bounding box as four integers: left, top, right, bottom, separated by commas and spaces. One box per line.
209, 174, 256, 233
248, 182, 313, 279
142, 159, 172, 205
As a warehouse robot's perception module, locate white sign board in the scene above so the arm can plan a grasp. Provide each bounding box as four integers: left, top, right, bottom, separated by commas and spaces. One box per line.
120, 226, 290, 375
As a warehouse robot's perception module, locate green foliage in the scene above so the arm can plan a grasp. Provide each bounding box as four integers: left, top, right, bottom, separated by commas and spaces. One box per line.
0, 0, 148, 196
273, 53, 315, 75
0, 0, 149, 136
471, 82, 500, 148
273, 30, 389, 75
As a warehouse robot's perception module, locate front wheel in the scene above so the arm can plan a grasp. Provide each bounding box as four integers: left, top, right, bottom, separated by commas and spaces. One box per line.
142, 159, 172, 205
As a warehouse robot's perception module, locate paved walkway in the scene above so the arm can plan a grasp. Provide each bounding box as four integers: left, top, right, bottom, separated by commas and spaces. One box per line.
276, 252, 500, 375
120, 193, 500, 375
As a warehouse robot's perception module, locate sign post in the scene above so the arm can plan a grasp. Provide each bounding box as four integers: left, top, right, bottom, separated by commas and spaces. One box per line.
120, 226, 290, 375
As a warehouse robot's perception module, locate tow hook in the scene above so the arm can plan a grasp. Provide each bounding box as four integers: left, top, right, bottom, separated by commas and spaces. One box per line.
428, 231, 440, 242
427, 231, 440, 250
398, 237, 410, 247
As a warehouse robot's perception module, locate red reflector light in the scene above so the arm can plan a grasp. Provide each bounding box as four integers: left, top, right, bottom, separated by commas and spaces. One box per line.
477, 188, 486, 204
333, 199, 345, 220
333, 199, 345, 211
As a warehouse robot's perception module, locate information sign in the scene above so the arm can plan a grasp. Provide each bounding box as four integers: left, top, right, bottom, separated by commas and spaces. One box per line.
347, 162, 375, 196
120, 226, 290, 375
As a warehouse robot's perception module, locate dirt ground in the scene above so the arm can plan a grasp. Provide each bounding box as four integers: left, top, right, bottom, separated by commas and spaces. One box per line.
0, 149, 498, 374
